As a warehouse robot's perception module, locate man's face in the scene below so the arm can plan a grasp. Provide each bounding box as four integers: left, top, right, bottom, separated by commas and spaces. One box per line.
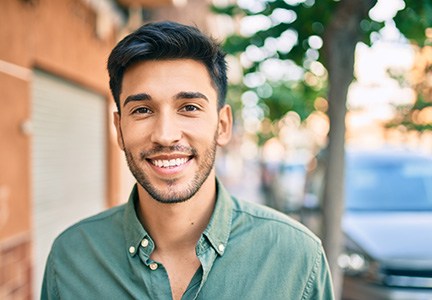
114, 59, 232, 204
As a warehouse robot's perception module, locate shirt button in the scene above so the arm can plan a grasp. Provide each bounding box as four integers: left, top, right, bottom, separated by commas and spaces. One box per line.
141, 238, 149, 248
149, 263, 158, 270
218, 244, 225, 252
129, 246, 136, 254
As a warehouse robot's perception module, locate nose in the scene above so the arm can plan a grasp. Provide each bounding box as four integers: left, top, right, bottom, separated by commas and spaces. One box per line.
150, 112, 182, 146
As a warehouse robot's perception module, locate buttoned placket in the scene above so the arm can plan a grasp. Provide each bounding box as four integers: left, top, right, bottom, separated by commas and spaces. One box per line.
129, 234, 226, 300
188, 180, 232, 299
122, 180, 232, 299
141, 238, 159, 271
190, 236, 225, 300
133, 236, 173, 299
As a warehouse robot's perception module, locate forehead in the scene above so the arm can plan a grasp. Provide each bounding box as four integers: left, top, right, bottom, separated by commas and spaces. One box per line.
120, 59, 217, 105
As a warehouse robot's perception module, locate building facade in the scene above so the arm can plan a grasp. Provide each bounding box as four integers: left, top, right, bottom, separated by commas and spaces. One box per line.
0, 0, 213, 298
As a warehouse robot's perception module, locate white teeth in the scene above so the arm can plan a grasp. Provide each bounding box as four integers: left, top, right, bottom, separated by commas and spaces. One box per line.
152, 158, 188, 168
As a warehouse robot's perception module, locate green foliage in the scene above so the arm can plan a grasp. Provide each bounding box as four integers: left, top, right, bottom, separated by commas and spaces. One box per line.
210, 4, 242, 16
389, 1, 432, 131
389, 96, 432, 132
212, 0, 387, 144
412, 95, 432, 110
394, 0, 431, 46
214, 0, 432, 139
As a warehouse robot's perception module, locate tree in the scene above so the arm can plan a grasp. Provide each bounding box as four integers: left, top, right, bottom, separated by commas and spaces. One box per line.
213, 0, 429, 298
320, 2, 378, 297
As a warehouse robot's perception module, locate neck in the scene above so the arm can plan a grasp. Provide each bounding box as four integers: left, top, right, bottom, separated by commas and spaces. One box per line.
136, 175, 217, 253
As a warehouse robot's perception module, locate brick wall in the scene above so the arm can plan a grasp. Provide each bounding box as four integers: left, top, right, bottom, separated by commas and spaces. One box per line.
0, 1, 120, 298
0, 235, 32, 300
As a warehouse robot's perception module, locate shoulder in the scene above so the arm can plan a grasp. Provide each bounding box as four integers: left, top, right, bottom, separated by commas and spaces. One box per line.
51, 204, 126, 250
231, 197, 321, 247
226, 197, 331, 295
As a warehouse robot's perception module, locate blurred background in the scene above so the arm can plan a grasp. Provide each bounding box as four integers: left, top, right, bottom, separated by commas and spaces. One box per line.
1, 0, 431, 299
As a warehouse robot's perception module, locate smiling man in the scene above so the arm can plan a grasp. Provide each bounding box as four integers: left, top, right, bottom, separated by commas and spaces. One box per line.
41, 21, 334, 300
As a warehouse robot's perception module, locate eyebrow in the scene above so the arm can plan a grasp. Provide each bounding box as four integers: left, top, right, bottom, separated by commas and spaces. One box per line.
123, 91, 208, 107
174, 91, 209, 102
123, 93, 151, 107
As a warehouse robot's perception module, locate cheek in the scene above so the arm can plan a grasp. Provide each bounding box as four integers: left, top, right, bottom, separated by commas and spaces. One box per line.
182, 119, 218, 139
120, 123, 148, 147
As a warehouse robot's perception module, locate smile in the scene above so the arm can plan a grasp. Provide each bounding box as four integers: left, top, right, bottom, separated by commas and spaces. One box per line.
150, 157, 190, 168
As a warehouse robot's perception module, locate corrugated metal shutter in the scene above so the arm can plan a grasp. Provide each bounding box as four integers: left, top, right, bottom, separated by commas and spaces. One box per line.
31, 70, 106, 298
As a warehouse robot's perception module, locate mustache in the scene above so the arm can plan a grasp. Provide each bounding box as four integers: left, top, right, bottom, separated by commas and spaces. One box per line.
139, 145, 197, 160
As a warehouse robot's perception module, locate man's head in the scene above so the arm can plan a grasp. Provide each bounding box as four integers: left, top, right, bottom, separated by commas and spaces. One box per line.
107, 21, 228, 112
108, 22, 232, 204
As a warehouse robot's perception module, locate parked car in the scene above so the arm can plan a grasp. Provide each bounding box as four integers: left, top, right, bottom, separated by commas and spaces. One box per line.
303, 148, 432, 300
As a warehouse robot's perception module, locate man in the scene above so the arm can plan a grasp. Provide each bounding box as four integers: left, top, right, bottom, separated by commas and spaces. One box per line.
41, 21, 334, 300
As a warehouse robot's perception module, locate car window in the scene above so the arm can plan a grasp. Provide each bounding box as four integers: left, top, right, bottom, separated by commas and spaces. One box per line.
345, 158, 432, 211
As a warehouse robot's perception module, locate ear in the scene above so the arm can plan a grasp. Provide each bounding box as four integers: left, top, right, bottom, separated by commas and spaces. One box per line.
113, 112, 125, 151
216, 104, 232, 147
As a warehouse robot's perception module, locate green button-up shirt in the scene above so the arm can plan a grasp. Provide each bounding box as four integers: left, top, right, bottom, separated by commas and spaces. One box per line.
41, 179, 334, 299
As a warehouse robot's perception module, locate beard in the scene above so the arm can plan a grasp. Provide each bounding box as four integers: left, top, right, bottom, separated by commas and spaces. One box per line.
123, 131, 218, 204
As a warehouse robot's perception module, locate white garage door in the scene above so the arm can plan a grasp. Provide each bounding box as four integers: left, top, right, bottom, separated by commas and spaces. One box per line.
31, 70, 107, 298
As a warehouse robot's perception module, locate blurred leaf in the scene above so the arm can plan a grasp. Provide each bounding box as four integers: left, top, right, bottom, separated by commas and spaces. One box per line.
394, 0, 431, 46
388, 1, 432, 131
210, 4, 242, 16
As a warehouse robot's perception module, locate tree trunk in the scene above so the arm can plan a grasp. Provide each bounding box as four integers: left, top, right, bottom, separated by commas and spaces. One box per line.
322, 0, 377, 298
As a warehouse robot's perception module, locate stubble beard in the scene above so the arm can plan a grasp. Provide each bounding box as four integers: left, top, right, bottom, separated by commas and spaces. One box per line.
123, 132, 218, 204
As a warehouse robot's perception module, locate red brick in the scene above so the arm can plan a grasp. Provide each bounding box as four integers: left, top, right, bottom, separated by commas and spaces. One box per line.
0, 237, 31, 300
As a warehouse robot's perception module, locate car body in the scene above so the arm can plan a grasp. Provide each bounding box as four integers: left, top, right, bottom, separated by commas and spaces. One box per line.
303, 148, 432, 300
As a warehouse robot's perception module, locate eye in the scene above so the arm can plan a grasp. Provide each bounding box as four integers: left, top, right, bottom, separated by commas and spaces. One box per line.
181, 105, 200, 112
132, 107, 152, 115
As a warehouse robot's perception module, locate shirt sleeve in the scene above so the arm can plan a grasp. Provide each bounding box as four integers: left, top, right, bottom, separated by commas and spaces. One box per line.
40, 250, 59, 300
302, 244, 335, 300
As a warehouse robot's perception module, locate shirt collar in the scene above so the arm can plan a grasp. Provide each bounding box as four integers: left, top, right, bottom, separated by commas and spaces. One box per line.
123, 179, 233, 257
123, 184, 148, 257
202, 178, 233, 256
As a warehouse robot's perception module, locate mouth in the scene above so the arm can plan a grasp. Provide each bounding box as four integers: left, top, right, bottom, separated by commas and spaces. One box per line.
149, 157, 191, 168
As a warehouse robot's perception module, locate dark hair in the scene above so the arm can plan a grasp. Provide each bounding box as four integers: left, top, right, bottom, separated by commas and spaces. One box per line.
107, 21, 227, 111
